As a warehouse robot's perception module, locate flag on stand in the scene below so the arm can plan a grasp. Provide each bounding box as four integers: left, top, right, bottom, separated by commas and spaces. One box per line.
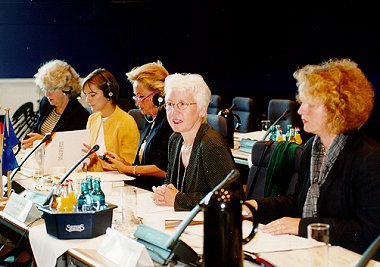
1, 111, 19, 175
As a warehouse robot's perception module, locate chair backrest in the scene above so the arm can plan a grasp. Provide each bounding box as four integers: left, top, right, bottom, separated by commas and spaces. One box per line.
268, 99, 298, 131
232, 96, 255, 133
207, 94, 222, 115
206, 114, 228, 143
128, 108, 146, 135
245, 140, 303, 200
12, 102, 36, 142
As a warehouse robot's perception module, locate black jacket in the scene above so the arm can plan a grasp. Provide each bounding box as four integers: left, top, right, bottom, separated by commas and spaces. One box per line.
32, 96, 89, 133
166, 123, 236, 211
256, 130, 380, 259
128, 107, 173, 191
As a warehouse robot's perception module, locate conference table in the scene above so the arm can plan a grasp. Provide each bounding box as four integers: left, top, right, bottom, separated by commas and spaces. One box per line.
1, 171, 379, 267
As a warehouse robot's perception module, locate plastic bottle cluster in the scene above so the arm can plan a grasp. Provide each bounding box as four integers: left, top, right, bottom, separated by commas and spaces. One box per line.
50, 175, 106, 212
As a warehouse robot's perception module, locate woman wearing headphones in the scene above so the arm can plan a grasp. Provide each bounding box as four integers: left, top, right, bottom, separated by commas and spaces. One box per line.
22, 59, 90, 148
102, 61, 173, 191
82, 68, 140, 171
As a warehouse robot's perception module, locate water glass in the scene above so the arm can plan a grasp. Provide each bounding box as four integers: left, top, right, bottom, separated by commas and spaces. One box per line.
113, 186, 139, 234
307, 223, 330, 267
33, 146, 45, 188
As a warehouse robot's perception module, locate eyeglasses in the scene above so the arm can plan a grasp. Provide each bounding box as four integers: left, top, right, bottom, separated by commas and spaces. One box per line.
40, 86, 59, 94
164, 101, 197, 111
132, 91, 156, 103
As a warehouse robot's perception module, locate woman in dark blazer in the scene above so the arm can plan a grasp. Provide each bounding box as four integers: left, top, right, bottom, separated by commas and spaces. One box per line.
22, 59, 89, 148
152, 73, 236, 211
102, 61, 173, 191
246, 58, 380, 260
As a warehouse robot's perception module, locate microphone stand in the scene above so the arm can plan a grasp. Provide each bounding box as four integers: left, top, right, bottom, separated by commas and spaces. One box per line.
260, 109, 290, 141
4, 133, 52, 197
9, 133, 52, 181
43, 144, 99, 206
166, 169, 240, 249
134, 169, 240, 266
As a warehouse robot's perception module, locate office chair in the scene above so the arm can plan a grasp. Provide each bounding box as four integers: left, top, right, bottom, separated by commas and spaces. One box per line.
245, 140, 303, 200
231, 96, 255, 133
128, 108, 146, 135
206, 114, 228, 144
267, 99, 298, 131
207, 94, 222, 115
11, 102, 37, 155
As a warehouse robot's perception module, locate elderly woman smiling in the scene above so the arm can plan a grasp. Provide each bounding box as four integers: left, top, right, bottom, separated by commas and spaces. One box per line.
152, 73, 236, 211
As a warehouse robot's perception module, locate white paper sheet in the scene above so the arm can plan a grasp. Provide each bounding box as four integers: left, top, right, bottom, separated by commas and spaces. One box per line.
44, 129, 90, 172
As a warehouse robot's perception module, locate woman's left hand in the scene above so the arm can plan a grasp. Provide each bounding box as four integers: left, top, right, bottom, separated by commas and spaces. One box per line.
152, 184, 178, 207
261, 217, 300, 235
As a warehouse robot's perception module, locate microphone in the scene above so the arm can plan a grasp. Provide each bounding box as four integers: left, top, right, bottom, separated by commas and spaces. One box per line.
4, 133, 52, 196
133, 169, 240, 266
42, 144, 99, 206
166, 169, 240, 248
355, 234, 380, 267
260, 109, 290, 141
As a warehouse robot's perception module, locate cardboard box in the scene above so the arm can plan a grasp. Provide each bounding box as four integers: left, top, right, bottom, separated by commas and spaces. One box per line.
38, 203, 117, 239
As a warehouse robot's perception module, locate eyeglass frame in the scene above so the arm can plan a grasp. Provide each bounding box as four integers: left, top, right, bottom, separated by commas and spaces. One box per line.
40, 86, 60, 94
132, 91, 156, 103
164, 100, 197, 111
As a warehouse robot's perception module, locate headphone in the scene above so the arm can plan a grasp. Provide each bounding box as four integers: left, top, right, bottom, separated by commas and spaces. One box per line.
152, 93, 164, 107
93, 69, 114, 99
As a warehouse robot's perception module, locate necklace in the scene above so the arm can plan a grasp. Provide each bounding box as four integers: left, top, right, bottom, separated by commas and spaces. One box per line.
144, 115, 156, 123
176, 151, 188, 192
182, 143, 193, 151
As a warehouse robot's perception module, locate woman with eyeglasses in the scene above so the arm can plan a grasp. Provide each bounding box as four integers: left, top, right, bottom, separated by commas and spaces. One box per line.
22, 59, 90, 148
81, 68, 140, 172
151, 73, 236, 211
102, 61, 173, 191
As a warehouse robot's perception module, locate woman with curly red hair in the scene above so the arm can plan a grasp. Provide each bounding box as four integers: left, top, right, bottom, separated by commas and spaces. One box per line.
246, 58, 380, 260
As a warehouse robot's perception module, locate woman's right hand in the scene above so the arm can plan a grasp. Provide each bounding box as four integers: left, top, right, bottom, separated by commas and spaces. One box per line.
21, 133, 44, 149
101, 151, 131, 172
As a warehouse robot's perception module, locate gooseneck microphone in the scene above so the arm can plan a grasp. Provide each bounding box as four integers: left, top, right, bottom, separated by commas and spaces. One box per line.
166, 169, 240, 249
260, 109, 290, 141
43, 144, 99, 206
8, 133, 52, 182
133, 169, 240, 266
59, 144, 99, 185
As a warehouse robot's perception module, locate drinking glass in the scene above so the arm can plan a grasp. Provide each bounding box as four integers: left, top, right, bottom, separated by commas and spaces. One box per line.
113, 186, 140, 234
32, 146, 45, 188
307, 223, 330, 267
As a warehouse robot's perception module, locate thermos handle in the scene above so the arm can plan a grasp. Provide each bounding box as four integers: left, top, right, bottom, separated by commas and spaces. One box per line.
242, 202, 259, 244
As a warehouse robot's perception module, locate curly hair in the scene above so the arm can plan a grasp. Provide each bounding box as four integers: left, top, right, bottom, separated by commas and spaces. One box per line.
34, 59, 81, 98
125, 60, 169, 96
294, 58, 375, 134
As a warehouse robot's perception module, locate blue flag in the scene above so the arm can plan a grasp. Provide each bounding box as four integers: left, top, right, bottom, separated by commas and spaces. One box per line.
2, 114, 19, 175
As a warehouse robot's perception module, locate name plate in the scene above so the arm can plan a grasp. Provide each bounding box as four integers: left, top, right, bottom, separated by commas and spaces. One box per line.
3, 193, 42, 222
98, 228, 154, 267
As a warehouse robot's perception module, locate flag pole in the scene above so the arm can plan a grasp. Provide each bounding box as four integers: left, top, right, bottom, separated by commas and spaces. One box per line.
4, 108, 12, 199
0, 107, 4, 201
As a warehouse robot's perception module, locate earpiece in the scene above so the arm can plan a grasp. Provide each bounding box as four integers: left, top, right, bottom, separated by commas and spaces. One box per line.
152, 93, 164, 107
93, 69, 114, 99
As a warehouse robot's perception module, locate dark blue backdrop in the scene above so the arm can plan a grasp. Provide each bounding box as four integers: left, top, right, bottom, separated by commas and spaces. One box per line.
1, 1, 379, 124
